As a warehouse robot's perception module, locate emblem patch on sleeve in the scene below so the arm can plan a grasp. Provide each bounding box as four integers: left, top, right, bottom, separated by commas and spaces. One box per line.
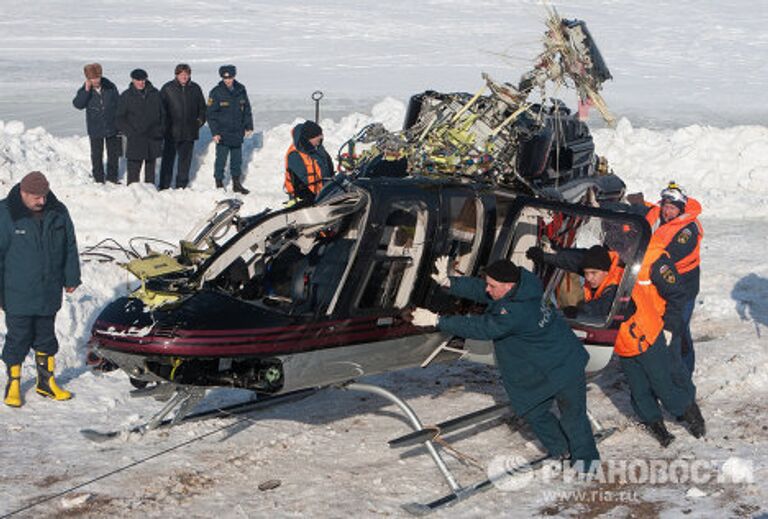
207, 98, 214, 106
659, 264, 676, 284
677, 228, 692, 244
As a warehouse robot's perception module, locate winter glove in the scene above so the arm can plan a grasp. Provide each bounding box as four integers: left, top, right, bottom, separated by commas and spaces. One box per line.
431, 255, 450, 288
663, 330, 672, 345
562, 306, 579, 319
412, 307, 439, 327
526, 246, 544, 264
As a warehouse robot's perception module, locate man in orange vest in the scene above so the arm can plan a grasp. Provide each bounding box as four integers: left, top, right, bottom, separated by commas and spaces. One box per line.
526, 244, 623, 319
640, 182, 702, 374
284, 121, 334, 205
615, 243, 705, 446
529, 242, 705, 447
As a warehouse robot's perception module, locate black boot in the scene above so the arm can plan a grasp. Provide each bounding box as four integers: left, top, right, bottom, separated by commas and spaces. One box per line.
644, 421, 675, 447
35, 353, 71, 400
232, 177, 250, 195
215, 178, 224, 189
680, 402, 706, 438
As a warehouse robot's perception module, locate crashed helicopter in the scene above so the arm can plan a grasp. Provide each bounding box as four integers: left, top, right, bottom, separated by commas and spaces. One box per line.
84, 12, 652, 512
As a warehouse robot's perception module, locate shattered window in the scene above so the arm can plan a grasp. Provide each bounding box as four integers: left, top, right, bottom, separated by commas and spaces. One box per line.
446, 196, 482, 276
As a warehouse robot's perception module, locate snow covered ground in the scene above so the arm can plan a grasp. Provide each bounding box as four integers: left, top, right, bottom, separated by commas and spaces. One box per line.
1, 1, 767, 518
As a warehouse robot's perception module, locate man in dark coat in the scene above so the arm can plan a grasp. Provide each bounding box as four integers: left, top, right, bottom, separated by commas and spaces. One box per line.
284, 121, 335, 205
206, 65, 253, 194
411, 257, 599, 470
72, 63, 121, 183
158, 63, 207, 190
115, 69, 164, 185
0, 172, 81, 407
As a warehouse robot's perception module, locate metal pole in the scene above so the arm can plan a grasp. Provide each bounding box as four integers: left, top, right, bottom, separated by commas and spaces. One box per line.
344, 382, 462, 492
312, 90, 324, 123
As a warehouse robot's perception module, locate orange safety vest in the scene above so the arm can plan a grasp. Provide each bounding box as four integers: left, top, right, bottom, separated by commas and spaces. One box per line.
584, 251, 624, 302
284, 145, 323, 198
644, 198, 703, 274
614, 245, 669, 357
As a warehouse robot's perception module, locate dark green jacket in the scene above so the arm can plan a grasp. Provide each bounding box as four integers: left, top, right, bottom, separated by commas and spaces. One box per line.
438, 269, 588, 415
0, 185, 81, 315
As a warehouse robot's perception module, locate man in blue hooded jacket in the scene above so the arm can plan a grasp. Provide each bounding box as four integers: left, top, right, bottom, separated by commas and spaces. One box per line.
0, 172, 81, 407
207, 65, 253, 194
411, 257, 599, 469
284, 120, 334, 205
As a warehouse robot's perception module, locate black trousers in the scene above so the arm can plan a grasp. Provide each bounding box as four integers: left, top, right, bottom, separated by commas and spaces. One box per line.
127, 159, 156, 185
89, 135, 121, 183
2, 314, 58, 366
159, 139, 194, 189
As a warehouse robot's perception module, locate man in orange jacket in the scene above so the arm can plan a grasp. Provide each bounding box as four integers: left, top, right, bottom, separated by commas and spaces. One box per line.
631, 182, 702, 374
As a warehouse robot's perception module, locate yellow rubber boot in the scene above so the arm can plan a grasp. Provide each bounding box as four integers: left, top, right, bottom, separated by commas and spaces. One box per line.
4, 364, 22, 407
35, 353, 72, 401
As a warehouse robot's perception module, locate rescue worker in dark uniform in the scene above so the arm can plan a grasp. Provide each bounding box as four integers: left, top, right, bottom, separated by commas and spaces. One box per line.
410, 257, 600, 470
284, 120, 334, 205
72, 63, 121, 184
612, 241, 705, 446
115, 69, 165, 185
159, 63, 207, 189
634, 182, 702, 374
526, 244, 624, 319
0, 172, 81, 407
206, 65, 253, 194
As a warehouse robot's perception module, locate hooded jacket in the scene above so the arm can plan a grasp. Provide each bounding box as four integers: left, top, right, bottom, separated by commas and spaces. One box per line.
72, 77, 120, 138
437, 268, 588, 415
284, 122, 335, 201
0, 185, 81, 315
115, 80, 165, 160
206, 80, 253, 147
160, 79, 207, 142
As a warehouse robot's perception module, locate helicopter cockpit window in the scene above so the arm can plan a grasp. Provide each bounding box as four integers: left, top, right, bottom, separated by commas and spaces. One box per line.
508, 204, 645, 327
356, 202, 428, 311
201, 192, 367, 315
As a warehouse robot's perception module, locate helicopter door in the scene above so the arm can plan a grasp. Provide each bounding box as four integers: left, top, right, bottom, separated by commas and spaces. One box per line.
354, 201, 430, 311
492, 196, 651, 329
458, 196, 651, 372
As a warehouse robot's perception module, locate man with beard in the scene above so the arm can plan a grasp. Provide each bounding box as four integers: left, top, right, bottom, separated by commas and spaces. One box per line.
159, 63, 207, 189
72, 63, 121, 184
0, 172, 81, 407
116, 69, 165, 185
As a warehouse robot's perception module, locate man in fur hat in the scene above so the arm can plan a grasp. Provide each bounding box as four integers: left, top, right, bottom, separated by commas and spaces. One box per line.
72, 63, 121, 183
206, 64, 253, 194
0, 172, 81, 407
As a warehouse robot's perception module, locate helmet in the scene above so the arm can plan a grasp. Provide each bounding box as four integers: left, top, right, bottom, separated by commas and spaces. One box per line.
660, 180, 687, 207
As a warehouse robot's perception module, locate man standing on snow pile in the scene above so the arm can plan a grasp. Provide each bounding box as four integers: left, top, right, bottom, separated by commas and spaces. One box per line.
206, 65, 253, 195
0, 172, 81, 408
116, 69, 165, 185
409, 257, 600, 471
159, 63, 207, 190
629, 182, 702, 375
284, 120, 335, 205
72, 63, 121, 184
